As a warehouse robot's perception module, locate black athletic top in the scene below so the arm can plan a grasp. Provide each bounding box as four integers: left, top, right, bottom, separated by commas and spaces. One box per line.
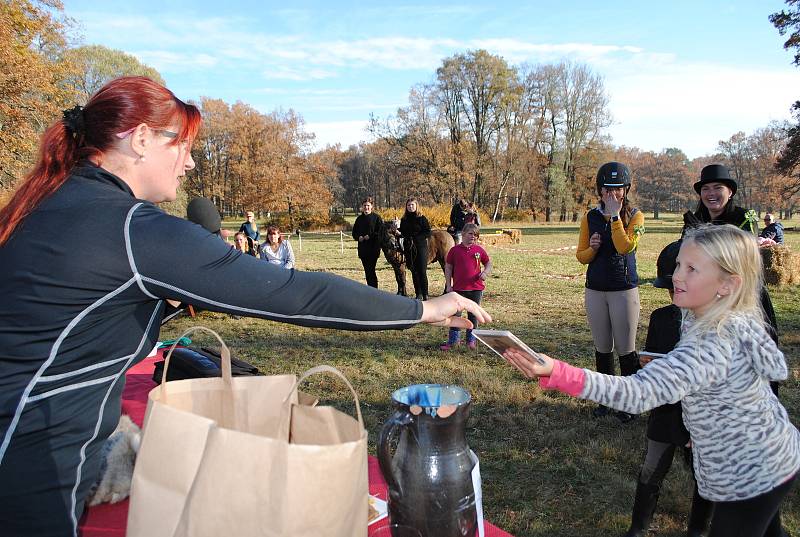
0, 163, 422, 537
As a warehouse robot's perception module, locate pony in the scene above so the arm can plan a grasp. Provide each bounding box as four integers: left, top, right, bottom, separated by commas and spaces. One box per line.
381, 218, 454, 296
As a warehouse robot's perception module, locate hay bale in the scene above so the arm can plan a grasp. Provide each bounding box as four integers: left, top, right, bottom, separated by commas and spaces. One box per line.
761, 245, 799, 286
480, 232, 513, 247
502, 229, 522, 244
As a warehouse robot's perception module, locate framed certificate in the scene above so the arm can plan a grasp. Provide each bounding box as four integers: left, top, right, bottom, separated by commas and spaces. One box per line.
471, 329, 546, 365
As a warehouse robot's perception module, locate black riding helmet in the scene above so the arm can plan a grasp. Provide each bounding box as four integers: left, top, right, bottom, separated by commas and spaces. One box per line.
596, 161, 632, 195
653, 240, 681, 290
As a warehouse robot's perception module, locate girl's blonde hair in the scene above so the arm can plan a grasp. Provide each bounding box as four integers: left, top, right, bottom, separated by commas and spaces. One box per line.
681, 224, 764, 336
462, 223, 480, 235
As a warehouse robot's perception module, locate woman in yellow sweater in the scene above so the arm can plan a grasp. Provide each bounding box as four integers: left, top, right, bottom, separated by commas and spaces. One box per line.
576, 161, 645, 422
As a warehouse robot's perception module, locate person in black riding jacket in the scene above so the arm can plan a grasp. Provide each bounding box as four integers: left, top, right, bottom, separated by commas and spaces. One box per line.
0, 76, 489, 537
352, 196, 384, 288
399, 197, 432, 301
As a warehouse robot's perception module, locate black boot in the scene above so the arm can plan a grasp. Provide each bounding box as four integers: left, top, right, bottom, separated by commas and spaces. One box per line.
685, 486, 713, 537
593, 350, 614, 418
623, 481, 660, 537
616, 351, 640, 423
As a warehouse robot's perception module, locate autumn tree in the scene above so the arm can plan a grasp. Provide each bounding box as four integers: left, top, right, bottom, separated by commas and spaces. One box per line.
771, 1, 800, 195
632, 148, 692, 218
63, 44, 164, 103
0, 0, 77, 193
188, 99, 333, 228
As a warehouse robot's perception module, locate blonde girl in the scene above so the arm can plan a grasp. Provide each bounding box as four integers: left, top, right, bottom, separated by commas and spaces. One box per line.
505, 224, 798, 537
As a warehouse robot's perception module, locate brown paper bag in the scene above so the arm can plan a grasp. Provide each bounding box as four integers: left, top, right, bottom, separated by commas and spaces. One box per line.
127, 327, 368, 537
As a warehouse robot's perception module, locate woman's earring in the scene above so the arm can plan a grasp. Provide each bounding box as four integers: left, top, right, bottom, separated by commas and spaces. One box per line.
715, 293, 722, 299
138, 152, 146, 162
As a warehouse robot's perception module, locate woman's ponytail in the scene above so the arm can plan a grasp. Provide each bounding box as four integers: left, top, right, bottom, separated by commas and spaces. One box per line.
0, 117, 81, 246
0, 76, 201, 247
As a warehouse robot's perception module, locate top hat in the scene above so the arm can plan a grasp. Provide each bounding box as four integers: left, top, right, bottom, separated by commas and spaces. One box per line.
653, 240, 681, 290
693, 164, 737, 195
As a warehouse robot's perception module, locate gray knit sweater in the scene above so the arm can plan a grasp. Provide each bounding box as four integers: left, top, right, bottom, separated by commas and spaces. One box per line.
580, 313, 800, 501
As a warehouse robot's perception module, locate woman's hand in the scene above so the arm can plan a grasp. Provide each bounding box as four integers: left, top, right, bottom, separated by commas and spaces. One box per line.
589, 232, 602, 250
603, 192, 622, 216
503, 348, 554, 377
639, 355, 653, 367
420, 292, 491, 328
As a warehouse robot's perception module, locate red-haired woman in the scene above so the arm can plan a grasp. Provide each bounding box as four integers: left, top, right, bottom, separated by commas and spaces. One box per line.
0, 76, 490, 536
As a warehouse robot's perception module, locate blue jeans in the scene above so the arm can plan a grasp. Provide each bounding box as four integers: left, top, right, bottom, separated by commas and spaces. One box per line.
447, 289, 483, 343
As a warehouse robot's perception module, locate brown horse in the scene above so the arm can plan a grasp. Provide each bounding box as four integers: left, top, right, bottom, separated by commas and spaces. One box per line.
381, 219, 454, 296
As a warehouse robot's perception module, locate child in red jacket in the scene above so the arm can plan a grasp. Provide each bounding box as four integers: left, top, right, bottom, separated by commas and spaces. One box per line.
441, 223, 492, 350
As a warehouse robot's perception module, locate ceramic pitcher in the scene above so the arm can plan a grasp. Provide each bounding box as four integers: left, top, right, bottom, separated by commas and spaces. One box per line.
377, 384, 477, 537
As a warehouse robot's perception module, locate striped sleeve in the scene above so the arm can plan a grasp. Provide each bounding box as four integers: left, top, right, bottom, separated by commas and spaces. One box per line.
579, 335, 730, 414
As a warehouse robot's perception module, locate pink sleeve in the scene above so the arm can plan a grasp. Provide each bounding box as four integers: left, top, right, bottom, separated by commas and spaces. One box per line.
538, 360, 586, 397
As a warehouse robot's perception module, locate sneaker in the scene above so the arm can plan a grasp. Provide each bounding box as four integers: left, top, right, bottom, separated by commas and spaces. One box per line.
440, 343, 453, 351
467, 340, 477, 350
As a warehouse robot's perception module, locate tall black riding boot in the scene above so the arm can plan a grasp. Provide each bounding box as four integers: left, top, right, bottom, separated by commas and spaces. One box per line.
685, 485, 714, 537
593, 350, 614, 418
616, 351, 640, 423
623, 481, 660, 537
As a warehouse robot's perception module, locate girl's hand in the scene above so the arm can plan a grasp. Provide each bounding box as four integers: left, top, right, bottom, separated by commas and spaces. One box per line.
603, 192, 622, 216
503, 348, 555, 377
589, 232, 602, 250
639, 355, 653, 367
478, 271, 487, 281
421, 292, 491, 328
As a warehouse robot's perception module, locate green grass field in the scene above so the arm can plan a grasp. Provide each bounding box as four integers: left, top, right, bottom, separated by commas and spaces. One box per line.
167, 214, 800, 537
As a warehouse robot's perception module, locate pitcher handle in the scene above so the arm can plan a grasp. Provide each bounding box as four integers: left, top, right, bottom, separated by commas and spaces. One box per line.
377, 408, 413, 496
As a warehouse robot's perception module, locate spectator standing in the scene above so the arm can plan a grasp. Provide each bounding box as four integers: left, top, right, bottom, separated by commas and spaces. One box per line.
400, 197, 432, 300
441, 223, 491, 350
259, 226, 294, 269
622, 240, 713, 537
448, 198, 468, 244
682, 164, 780, 355
760, 213, 784, 245
464, 202, 481, 226
352, 197, 384, 288
239, 211, 260, 243
576, 161, 644, 423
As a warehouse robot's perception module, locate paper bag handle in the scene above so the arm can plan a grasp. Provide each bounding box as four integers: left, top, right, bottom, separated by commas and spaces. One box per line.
160, 326, 232, 398
285, 365, 364, 429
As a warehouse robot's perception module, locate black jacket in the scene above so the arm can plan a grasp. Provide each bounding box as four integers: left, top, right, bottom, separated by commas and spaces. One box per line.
399, 213, 431, 247
450, 204, 466, 232
683, 203, 778, 344
352, 212, 384, 257
761, 222, 785, 244
643, 305, 690, 446
683, 203, 756, 235
585, 208, 639, 291
0, 164, 422, 536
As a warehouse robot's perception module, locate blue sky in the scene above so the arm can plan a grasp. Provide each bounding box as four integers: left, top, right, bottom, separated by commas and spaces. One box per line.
64, 0, 800, 158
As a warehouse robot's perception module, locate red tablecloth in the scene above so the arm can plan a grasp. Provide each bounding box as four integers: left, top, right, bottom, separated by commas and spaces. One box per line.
79, 351, 514, 537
